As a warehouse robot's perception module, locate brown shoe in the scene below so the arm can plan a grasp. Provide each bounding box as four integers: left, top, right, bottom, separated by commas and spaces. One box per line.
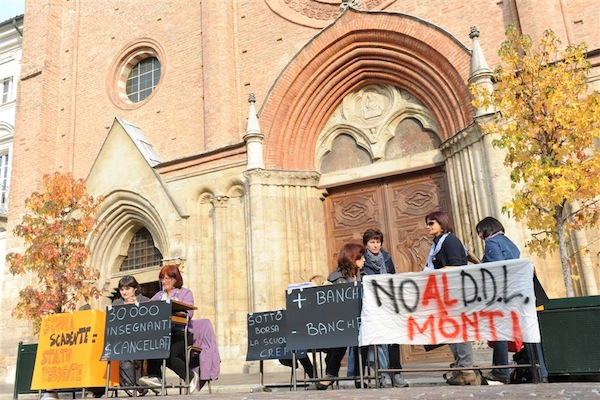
482, 370, 509, 384
446, 371, 481, 386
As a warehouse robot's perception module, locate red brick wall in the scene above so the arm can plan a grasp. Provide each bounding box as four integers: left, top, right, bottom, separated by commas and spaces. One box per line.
10, 0, 599, 215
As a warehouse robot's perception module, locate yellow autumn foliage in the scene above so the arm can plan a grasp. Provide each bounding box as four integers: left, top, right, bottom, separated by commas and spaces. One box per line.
470, 26, 600, 297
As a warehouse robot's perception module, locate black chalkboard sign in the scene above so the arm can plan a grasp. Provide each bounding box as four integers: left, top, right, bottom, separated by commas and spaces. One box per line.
246, 310, 287, 361
285, 282, 362, 351
246, 310, 306, 361
100, 301, 172, 361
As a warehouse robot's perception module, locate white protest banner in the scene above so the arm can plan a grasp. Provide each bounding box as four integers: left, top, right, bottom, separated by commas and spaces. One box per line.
359, 258, 540, 346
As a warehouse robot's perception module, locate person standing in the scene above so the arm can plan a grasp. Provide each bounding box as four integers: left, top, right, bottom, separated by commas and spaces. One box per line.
361, 229, 408, 388
476, 216, 548, 383
425, 211, 480, 386
316, 242, 365, 390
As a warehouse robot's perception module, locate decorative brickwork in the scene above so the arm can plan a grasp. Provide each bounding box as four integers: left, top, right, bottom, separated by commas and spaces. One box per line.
260, 10, 474, 170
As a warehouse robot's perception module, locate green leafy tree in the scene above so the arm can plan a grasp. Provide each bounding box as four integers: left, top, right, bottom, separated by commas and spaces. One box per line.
7, 172, 105, 332
471, 26, 600, 297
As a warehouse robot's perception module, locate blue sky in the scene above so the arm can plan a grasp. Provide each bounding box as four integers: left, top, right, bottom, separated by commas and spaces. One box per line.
0, 0, 25, 22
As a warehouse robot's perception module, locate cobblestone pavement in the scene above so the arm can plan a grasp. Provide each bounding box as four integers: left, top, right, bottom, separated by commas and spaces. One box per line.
5, 350, 599, 400
198, 384, 600, 400
7, 381, 600, 400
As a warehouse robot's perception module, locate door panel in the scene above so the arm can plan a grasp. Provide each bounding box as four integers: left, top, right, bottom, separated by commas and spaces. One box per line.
385, 170, 452, 273
324, 181, 386, 271
324, 168, 453, 363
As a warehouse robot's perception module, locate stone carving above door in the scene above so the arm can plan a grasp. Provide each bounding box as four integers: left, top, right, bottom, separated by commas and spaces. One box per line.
316, 83, 441, 173
343, 84, 394, 137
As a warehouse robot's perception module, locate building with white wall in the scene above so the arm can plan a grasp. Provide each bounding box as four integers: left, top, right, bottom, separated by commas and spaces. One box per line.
0, 13, 21, 384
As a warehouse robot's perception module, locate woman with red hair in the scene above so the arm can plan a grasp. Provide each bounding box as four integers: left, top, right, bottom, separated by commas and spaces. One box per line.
316, 242, 366, 390
138, 265, 198, 393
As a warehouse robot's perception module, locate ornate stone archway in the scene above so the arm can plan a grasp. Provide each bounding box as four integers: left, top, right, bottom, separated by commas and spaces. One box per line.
259, 9, 474, 170
87, 190, 170, 296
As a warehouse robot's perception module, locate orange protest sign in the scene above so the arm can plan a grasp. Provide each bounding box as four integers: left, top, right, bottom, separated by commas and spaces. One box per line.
31, 309, 119, 390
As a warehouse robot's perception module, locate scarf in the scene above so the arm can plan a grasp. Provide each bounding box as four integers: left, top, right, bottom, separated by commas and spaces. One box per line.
485, 231, 504, 241
425, 232, 450, 270
366, 250, 386, 274
160, 288, 180, 300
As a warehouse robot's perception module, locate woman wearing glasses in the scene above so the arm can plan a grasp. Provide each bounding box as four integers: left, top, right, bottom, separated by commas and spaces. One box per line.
424, 211, 481, 386
138, 265, 199, 393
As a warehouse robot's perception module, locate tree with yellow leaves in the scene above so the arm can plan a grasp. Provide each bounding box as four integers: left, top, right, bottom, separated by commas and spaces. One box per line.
7, 172, 105, 332
471, 26, 600, 297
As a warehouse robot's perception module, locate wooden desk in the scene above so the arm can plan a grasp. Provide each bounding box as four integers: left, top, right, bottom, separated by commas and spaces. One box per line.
171, 299, 198, 312
170, 299, 197, 325
101, 300, 196, 396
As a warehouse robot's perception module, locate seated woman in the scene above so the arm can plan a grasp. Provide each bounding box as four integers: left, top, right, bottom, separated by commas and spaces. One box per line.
112, 275, 150, 397
316, 241, 365, 390
138, 265, 198, 393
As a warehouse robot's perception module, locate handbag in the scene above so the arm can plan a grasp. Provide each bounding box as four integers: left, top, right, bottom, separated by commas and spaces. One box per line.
487, 340, 523, 353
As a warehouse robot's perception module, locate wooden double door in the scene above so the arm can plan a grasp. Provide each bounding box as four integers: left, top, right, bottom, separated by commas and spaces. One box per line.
323, 167, 454, 363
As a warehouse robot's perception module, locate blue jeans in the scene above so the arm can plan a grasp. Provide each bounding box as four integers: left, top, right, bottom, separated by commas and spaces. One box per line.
490, 341, 510, 378
346, 346, 357, 377
525, 342, 548, 379
346, 347, 368, 377
369, 345, 391, 379
346, 345, 389, 378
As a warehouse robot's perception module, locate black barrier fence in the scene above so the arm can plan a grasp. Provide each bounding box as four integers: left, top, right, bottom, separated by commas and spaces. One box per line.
13, 342, 38, 399
246, 275, 546, 389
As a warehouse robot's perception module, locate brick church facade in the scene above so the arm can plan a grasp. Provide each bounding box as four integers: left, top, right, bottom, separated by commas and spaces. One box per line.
1, 0, 599, 379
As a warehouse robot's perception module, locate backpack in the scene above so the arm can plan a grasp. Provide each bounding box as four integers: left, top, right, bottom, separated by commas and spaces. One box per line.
509, 347, 535, 384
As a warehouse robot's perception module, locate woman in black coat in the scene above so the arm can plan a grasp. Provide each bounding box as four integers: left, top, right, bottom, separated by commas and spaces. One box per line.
316, 242, 365, 390
425, 211, 480, 386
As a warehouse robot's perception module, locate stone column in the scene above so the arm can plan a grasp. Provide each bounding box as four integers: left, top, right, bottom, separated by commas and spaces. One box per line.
440, 123, 492, 253
208, 192, 250, 364
243, 169, 328, 313
209, 194, 230, 361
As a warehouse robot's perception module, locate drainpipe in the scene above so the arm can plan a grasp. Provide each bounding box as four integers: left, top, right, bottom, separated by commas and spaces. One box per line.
13, 18, 23, 37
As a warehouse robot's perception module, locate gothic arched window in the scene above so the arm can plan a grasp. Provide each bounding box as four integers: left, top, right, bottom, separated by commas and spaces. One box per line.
120, 227, 163, 271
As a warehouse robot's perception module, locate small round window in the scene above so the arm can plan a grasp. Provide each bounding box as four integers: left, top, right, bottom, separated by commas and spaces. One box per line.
126, 57, 161, 102
108, 41, 166, 109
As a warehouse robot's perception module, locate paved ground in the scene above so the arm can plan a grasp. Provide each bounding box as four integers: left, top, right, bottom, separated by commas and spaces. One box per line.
174, 384, 600, 400
6, 369, 600, 400
6, 381, 600, 400
5, 349, 600, 400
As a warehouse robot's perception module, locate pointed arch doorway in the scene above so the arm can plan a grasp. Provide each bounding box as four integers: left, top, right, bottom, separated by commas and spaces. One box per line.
257, 10, 476, 364
319, 84, 455, 363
